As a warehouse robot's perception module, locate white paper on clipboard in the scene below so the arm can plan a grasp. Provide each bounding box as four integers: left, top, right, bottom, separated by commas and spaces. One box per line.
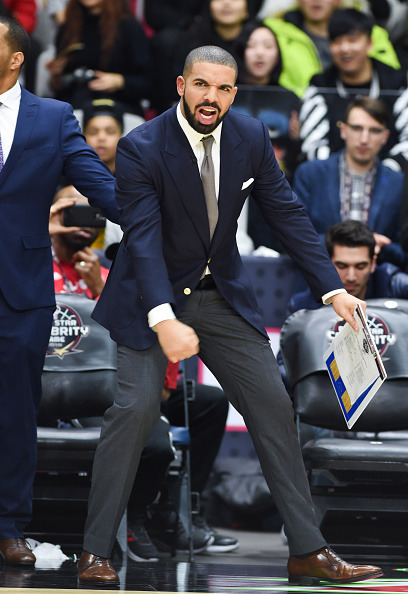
324, 303, 387, 429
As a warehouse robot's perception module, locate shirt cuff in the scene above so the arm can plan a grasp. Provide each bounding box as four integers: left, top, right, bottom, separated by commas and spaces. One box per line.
148, 303, 176, 329
322, 288, 346, 305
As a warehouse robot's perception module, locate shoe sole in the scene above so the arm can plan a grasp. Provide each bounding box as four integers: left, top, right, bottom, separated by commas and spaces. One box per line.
77, 578, 120, 587
127, 548, 159, 562
205, 543, 240, 553
289, 570, 384, 586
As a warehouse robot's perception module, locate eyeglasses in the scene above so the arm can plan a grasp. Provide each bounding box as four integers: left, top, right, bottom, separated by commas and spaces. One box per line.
339, 122, 387, 136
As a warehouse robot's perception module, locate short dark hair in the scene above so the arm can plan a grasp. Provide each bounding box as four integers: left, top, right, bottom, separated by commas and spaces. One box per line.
325, 220, 376, 260
329, 9, 373, 42
343, 96, 389, 128
183, 45, 238, 81
0, 16, 30, 60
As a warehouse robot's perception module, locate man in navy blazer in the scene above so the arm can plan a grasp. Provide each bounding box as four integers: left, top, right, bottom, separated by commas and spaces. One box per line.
0, 16, 119, 566
293, 96, 405, 268
79, 46, 382, 585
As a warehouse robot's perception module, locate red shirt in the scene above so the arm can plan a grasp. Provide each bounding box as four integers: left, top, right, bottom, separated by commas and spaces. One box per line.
53, 259, 109, 300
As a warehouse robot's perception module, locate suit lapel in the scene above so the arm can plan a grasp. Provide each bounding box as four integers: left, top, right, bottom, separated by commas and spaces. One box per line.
161, 108, 210, 249
327, 154, 342, 223
210, 116, 245, 253
367, 163, 384, 230
0, 88, 38, 188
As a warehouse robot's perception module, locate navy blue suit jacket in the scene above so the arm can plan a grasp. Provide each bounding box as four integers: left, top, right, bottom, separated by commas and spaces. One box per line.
293, 152, 405, 265
0, 87, 119, 311
93, 105, 344, 350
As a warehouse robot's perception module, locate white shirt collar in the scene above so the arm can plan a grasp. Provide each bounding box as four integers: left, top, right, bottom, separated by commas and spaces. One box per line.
176, 101, 222, 149
0, 81, 21, 110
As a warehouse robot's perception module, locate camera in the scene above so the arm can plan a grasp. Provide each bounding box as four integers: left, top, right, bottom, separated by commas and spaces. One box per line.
63, 204, 106, 228
62, 67, 96, 88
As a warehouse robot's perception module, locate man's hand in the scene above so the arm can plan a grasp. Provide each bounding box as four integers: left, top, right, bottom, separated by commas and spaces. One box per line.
373, 232, 391, 256
88, 71, 125, 92
154, 319, 199, 363
331, 292, 366, 331
49, 198, 80, 236
72, 247, 105, 298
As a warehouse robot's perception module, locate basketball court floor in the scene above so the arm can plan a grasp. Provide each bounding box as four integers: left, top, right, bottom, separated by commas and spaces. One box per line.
0, 530, 407, 594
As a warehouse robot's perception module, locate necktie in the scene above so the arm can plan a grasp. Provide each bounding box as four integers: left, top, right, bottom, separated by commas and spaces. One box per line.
0, 103, 3, 173
200, 135, 218, 241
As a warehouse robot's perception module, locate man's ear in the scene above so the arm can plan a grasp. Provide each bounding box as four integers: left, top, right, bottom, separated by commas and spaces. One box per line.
176, 76, 185, 98
10, 51, 24, 71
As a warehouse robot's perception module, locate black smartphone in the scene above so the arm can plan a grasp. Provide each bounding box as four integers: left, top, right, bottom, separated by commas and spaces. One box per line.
63, 204, 106, 228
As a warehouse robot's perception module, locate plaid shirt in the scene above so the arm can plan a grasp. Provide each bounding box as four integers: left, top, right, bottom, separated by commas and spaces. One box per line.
339, 151, 376, 223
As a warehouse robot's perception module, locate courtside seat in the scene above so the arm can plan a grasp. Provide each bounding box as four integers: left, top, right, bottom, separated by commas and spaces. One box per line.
280, 299, 408, 561
28, 294, 116, 548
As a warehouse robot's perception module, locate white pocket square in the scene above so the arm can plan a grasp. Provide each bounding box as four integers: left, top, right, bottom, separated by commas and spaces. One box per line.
241, 178, 254, 190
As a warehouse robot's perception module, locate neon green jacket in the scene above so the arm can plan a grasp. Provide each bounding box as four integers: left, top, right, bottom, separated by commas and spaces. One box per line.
264, 18, 400, 98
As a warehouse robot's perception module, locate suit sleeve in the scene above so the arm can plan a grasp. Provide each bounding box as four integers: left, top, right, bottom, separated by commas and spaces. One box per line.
59, 104, 120, 224
113, 135, 175, 314
250, 122, 343, 301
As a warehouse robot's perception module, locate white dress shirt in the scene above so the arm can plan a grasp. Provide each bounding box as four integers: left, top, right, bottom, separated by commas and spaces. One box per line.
147, 102, 344, 328
0, 82, 21, 164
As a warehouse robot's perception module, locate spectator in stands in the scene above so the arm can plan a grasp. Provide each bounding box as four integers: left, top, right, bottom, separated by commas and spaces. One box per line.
50, 187, 109, 299
1, 0, 36, 34
281, 0, 341, 70
46, 0, 151, 116
367, 0, 408, 68
299, 8, 408, 171
294, 96, 406, 267
50, 191, 238, 560
288, 219, 408, 313
235, 19, 300, 142
279, 218, 408, 444
81, 98, 123, 150
82, 98, 123, 174
81, 98, 123, 253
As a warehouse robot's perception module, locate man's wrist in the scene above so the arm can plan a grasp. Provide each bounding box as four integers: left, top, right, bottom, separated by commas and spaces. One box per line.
322, 288, 346, 305
148, 303, 176, 330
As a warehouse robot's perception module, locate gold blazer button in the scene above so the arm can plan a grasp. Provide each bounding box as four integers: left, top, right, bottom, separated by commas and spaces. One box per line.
184, 288, 191, 295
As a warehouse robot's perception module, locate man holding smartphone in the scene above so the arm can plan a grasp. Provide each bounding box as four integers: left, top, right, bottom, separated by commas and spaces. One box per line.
50, 187, 109, 300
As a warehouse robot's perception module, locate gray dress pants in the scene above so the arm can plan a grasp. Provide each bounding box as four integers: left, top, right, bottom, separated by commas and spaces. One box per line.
83, 287, 326, 557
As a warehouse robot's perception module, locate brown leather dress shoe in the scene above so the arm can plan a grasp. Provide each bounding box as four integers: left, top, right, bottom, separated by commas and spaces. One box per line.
77, 551, 119, 585
0, 538, 36, 566
287, 546, 383, 585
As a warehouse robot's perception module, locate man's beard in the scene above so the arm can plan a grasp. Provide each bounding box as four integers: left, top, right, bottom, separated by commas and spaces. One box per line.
64, 233, 95, 252
182, 95, 227, 134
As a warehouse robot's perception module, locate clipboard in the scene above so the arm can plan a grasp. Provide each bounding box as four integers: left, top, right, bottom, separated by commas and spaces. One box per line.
324, 303, 387, 429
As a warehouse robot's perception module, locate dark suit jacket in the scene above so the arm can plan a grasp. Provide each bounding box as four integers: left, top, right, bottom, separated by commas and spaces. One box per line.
293, 152, 405, 265
93, 105, 343, 350
0, 87, 119, 311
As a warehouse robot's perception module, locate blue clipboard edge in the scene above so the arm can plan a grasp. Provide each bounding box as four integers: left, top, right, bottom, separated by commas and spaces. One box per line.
325, 351, 382, 428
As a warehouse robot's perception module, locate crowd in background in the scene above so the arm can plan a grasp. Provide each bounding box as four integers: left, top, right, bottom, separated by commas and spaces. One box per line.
6, 0, 408, 269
